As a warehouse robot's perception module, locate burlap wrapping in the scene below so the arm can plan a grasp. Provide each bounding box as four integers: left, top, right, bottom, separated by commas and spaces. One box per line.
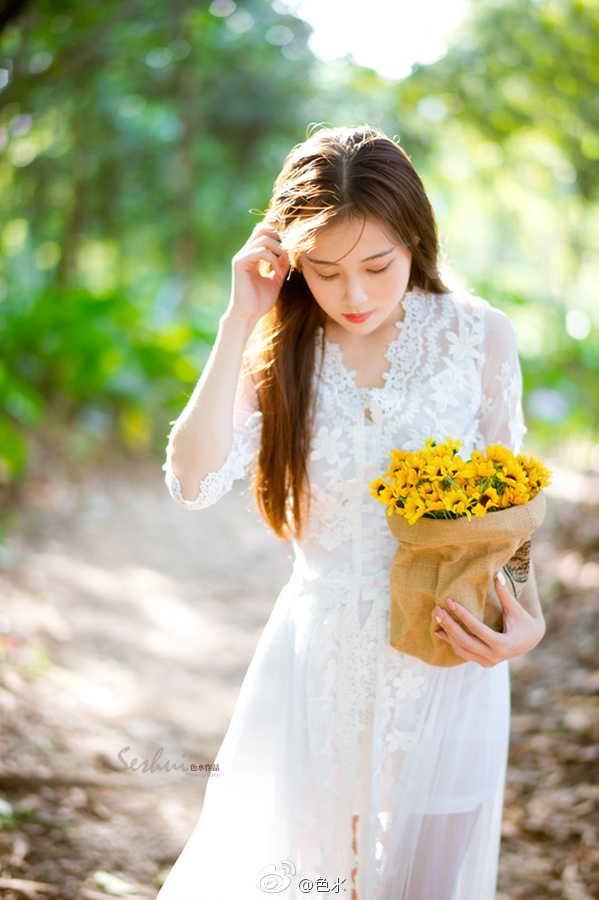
387, 491, 546, 667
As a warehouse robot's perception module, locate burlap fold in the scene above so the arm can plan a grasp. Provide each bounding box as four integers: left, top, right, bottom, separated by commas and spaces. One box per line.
387, 491, 546, 667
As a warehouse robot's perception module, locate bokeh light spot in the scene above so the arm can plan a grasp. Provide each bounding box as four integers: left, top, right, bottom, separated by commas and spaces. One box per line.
209, 0, 236, 16
565, 310, 591, 341
28, 52, 52, 74
265, 25, 294, 46
2, 219, 29, 251
145, 48, 173, 69
11, 140, 36, 167
226, 10, 254, 33
119, 95, 146, 118
35, 241, 62, 270
10, 114, 32, 136
417, 96, 447, 124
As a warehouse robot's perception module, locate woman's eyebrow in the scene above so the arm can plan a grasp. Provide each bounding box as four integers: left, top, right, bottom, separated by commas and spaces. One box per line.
307, 247, 395, 265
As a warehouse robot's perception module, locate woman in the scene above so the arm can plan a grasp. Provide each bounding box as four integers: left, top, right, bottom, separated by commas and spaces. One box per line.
158, 125, 544, 899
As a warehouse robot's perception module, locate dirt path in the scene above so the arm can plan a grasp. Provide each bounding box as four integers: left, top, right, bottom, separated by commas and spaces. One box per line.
0, 459, 598, 899
0, 462, 291, 899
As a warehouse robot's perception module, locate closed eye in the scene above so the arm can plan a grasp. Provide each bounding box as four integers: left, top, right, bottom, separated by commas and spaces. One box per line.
316, 262, 391, 281
368, 263, 391, 275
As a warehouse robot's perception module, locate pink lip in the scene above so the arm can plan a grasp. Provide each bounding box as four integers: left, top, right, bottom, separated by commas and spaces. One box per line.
342, 311, 373, 324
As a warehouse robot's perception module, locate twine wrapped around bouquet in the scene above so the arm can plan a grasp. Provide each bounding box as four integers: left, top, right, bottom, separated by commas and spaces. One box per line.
387, 491, 546, 667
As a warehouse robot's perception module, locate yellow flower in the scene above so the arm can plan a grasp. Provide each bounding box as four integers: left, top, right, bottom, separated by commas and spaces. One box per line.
471, 486, 501, 516
424, 454, 462, 481
443, 436, 464, 456
388, 448, 409, 473
463, 456, 495, 479
518, 454, 553, 494
369, 437, 551, 522
442, 489, 472, 520
403, 492, 428, 524
494, 459, 528, 488
486, 444, 515, 464
369, 477, 395, 504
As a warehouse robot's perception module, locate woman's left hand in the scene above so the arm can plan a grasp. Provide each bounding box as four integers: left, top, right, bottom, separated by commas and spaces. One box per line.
433, 573, 546, 668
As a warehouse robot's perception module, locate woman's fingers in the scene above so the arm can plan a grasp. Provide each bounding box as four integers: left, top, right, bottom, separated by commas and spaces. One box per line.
246, 233, 285, 257
434, 606, 502, 666
226, 223, 292, 324
235, 233, 290, 278
237, 247, 287, 275
246, 223, 287, 256
434, 573, 544, 668
494, 570, 521, 612
433, 574, 510, 665
445, 596, 498, 639
434, 627, 500, 668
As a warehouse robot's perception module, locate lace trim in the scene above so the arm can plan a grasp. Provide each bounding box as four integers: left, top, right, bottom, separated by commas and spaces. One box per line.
163, 411, 261, 510
316, 290, 425, 417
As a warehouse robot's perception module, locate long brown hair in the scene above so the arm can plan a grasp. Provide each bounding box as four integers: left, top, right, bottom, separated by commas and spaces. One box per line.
250, 126, 450, 540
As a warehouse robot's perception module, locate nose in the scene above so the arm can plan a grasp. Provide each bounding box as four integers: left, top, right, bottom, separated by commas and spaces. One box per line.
345, 276, 368, 308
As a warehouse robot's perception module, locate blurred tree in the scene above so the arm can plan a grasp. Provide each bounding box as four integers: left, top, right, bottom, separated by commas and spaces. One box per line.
0, 0, 316, 486
400, 0, 599, 200
0, 0, 597, 496
387, 0, 599, 450
301, 0, 599, 450
1, 0, 314, 299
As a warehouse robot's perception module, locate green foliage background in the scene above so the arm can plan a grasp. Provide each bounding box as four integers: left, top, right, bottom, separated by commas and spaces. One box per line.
1, 0, 598, 497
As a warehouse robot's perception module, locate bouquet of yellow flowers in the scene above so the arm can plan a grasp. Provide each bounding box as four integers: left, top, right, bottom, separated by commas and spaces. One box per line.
370, 438, 551, 667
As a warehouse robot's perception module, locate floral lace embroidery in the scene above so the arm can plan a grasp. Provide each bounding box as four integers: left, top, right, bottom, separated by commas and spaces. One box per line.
311, 426, 347, 466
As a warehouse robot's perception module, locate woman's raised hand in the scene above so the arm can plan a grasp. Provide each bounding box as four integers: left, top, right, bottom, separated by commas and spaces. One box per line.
227, 222, 291, 326
166, 223, 290, 498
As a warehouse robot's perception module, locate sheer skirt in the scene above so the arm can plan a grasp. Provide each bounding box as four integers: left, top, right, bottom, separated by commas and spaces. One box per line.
157, 582, 509, 900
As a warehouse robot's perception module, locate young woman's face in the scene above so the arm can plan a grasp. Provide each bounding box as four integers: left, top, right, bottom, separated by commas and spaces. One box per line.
300, 217, 412, 336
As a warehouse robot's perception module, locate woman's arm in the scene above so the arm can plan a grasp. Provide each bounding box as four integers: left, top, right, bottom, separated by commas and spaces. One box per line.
433, 302, 545, 666
167, 313, 256, 501
167, 224, 289, 502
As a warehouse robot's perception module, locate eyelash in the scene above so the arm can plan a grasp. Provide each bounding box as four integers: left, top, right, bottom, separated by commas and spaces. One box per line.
316, 263, 391, 281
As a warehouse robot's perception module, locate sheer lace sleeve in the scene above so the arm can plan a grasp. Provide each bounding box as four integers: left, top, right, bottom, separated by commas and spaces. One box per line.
162, 375, 262, 510
476, 304, 526, 453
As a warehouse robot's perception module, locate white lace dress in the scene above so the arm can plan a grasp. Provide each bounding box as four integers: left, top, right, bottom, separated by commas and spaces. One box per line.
157, 290, 526, 900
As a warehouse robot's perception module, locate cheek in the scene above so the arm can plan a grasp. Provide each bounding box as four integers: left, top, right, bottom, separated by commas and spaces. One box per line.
390, 260, 412, 288
304, 275, 336, 306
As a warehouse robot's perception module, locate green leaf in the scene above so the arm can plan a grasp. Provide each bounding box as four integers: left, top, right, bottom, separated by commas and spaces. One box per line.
0, 418, 27, 479
93, 870, 139, 895
0, 798, 14, 819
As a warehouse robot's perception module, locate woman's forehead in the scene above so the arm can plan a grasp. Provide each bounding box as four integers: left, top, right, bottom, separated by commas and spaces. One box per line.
303, 217, 398, 263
